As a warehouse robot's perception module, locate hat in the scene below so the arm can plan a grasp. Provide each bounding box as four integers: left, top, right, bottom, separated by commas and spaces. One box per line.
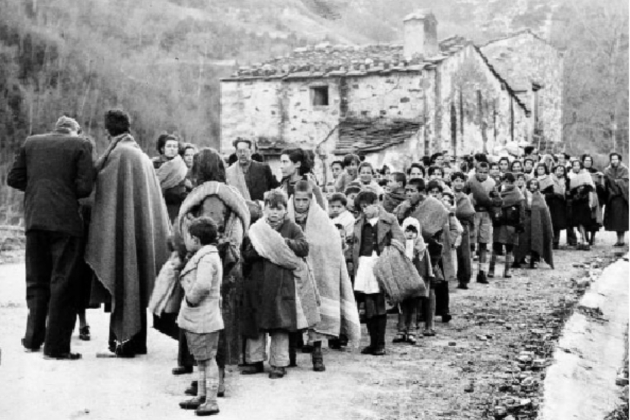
55, 116, 80, 133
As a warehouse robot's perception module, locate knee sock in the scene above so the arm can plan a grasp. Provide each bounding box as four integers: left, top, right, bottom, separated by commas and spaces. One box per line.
205, 358, 219, 402
197, 361, 207, 399
478, 245, 488, 273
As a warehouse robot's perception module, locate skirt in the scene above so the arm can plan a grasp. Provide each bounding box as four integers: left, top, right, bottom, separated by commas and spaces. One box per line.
185, 331, 220, 362
354, 253, 380, 294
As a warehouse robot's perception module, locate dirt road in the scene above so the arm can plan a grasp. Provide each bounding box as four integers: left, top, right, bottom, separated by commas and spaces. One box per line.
0, 232, 625, 420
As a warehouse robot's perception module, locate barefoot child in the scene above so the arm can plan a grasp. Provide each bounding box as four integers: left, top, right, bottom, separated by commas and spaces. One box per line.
178, 217, 224, 416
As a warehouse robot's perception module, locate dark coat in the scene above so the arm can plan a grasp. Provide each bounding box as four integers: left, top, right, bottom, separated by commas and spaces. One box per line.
244, 161, 280, 201
241, 219, 308, 333
350, 208, 405, 271
7, 131, 95, 237
544, 182, 569, 231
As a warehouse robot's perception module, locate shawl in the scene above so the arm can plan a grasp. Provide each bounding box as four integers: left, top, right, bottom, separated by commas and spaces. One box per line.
569, 171, 595, 190
86, 133, 171, 343
149, 181, 250, 316
397, 196, 450, 239
249, 218, 321, 329
373, 239, 427, 303
455, 192, 475, 223
467, 175, 495, 208
604, 163, 629, 203
382, 188, 407, 213
500, 185, 524, 208
155, 155, 188, 190
551, 175, 567, 196
528, 191, 555, 269
287, 199, 361, 344
226, 163, 251, 201
537, 175, 554, 192
401, 217, 426, 257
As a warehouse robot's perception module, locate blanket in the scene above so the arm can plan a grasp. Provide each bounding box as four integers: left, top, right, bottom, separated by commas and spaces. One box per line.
373, 239, 427, 304
382, 188, 406, 213
149, 181, 250, 316
569, 171, 595, 190
467, 175, 495, 208
288, 199, 361, 344
397, 196, 450, 239
156, 155, 188, 190
86, 133, 171, 344
226, 163, 251, 201
515, 191, 554, 268
500, 185, 524, 208
604, 163, 629, 203
248, 218, 321, 329
551, 175, 567, 196
455, 192, 476, 223
537, 175, 554, 193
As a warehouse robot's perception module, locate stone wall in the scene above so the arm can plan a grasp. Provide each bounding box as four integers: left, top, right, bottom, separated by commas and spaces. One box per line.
481, 32, 563, 149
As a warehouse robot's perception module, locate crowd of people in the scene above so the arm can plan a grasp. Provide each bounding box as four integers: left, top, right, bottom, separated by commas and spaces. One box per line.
7, 110, 629, 417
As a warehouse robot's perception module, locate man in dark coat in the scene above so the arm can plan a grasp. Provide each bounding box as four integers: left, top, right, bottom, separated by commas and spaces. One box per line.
226, 138, 279, 201
7, 116, 95, 359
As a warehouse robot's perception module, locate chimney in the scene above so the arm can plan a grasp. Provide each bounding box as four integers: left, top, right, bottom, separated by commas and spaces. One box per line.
403, 10, 438, 61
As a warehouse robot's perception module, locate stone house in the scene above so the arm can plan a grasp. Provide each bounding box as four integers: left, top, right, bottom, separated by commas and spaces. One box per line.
219, 11, 563, 174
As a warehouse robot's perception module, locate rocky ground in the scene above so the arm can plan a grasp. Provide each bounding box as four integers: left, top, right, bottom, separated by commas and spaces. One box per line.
0, 232, 626, 420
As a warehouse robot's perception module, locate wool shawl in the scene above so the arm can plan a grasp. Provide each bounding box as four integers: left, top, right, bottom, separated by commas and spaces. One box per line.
515, 191, 554, 269
569, 171, 595, 190
287, 199, 361, 344
226, 163, 251, 200
86, 133, 171, 344
248, 218, 321, 329
396, 196, 450, 239
604, 163, 629, 203
155, 155, 188, 190
466, 175, 496, 208
455, 192, 475, 223
382, 188, 407, 213
551, 175, 567, 196
500, 185, 524, 208
537, 175, 554, 193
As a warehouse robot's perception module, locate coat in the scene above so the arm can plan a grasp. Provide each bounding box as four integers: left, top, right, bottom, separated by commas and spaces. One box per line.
7, 131, 95, 237
177, 245, 224, 334
351, 208, 405, 272
240, 161, 280, 201
242, 218, 309, 332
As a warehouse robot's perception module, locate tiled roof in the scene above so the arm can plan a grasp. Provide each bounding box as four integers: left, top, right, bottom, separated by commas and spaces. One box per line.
224, 37, 472, 80
333, 117, 422, 155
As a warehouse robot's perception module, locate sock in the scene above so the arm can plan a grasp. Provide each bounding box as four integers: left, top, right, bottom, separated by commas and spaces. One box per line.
205, 359, 219, 402
197, 363, 207, 399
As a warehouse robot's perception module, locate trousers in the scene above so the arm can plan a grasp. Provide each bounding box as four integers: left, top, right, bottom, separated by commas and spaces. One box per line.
23, 230, 82, 355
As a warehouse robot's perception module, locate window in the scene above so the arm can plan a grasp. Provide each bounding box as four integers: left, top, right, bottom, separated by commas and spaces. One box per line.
310, 86, 329, 106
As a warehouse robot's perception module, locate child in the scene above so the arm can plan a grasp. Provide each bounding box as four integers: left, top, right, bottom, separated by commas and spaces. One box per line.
344, 184, 362, 218
329, 223, 352, 350
382, 172, 407, 213
352, 190, 405, 356
329, 192, 355, 238
392, 218, 430, 344
178, 217, 224, 416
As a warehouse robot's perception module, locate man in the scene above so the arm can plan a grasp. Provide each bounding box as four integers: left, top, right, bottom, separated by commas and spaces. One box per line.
464, 162, 501, 284
86, 110, 171, 357
603, 152, 629, 246
226, 138, 279, 201
289, 181, 360, 369
8, 116, 94, 359
331, 160, 344, 181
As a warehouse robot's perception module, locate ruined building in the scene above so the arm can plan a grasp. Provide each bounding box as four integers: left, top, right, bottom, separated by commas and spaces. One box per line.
219, 11, 563, 172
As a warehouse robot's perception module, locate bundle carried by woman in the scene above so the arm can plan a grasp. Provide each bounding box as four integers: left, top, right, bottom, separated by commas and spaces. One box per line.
373, 239, 427, 305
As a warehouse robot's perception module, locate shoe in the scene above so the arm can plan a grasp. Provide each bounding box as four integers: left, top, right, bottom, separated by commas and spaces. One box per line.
185, 381, 198, 396
312, 348, 326, 372
442, 314, 452, 323
301, 344, 314, 353
614, 242, 625, 247
195, 401, 220, 416
476, 271, 488, 284
180, 396, 205, 410
392, 332, 406, 343
552, 243, 559, 250
406, 334, 417, 345
79, 326, 91, 341
512, 261, 522, 269
371, 346, 386, 356
268, 366, 286, 379
360, 346, 375, 355
422, 329, 436, 337
240, 361, 264, 375
44, 352, 82, 360
172, 366, 194, 375
457, 283, 468, 290
218, 368, 225, 398
23, 346, 41, 353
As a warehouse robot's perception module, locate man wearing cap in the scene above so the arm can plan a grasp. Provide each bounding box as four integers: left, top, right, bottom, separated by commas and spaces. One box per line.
226, 138, 279, 201
8, 116, 95, 360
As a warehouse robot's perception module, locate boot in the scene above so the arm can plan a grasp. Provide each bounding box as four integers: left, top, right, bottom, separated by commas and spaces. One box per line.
185, 380, 198, 396
361, 318, 376, 354
288, 333, 298, 367
195, 380, 219, 416
488, 251, 497, 278
217, 367, 225, 398
504, 252, 512, 278
311, 342, 326, 372
268, 366, 286, 379
240, 361, 264, 375
422, 292, 436, 336
372, 316, 386, 356
476, 271, 488, 284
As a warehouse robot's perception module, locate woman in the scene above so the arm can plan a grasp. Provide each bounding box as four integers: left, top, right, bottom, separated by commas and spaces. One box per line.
279, 147, 326, 209
498, 157, 510, 175
603, 152, 629, 246
150, 148, 250, 397
428, 165, 453, 194
510, 160, 524, 175
581, 154, 604, 245
152, 133, 190, 223
334, 153, 361, 193
357, 161, 383, 196
567, 160, 596, 250
545, 165, 569, 249
407, 162, 425, 180
523, 158, 535, 178
535, 163, 554, 194
181, 143, 198, 170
